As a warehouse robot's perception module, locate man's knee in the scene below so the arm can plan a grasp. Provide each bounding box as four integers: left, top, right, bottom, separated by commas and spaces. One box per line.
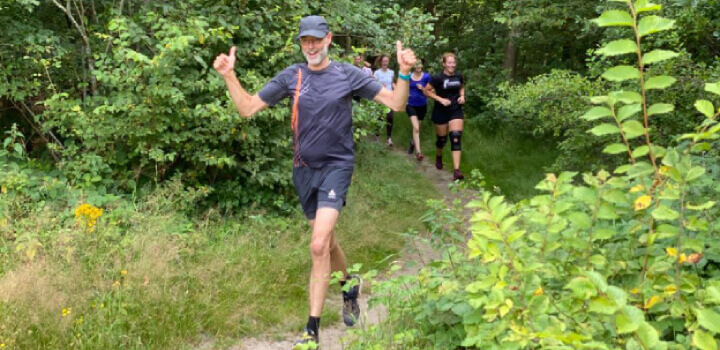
436, 135, 448, 149
450, 130, 462, 151
310, 238, 330, 258
413, 125, 420, 134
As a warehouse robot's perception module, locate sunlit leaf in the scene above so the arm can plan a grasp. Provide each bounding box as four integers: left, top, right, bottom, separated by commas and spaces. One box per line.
653, 206, 679, 221
641, 50, 679, 65
706, 82, 720, 96
603, 143, 628, 155
645, 75, 676, 90
637, 16, 675, 37
603, 65, 640, 81
647, 103, 674, 116
618, 104, 642, 121
696, 308, 720, 333
622, 120, 646, 139
597, 39, 637, 56
695, 100, 715, 118
693, 330, 717, 350
582, 107, 613, 121
592, 10, 634, 27
589, 123, 621, 136
635, 0, 662, 12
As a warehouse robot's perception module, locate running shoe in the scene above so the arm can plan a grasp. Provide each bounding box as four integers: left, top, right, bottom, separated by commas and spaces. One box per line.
342, 274, 362, 326
417, 153, 424, 162
453, 169, 465, 181
435, 156, 443, 170
387, 138, 394, 147
291, 328, 319, 350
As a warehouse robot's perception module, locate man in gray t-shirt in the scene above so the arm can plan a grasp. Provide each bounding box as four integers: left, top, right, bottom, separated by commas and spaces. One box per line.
213, 15, 416, 349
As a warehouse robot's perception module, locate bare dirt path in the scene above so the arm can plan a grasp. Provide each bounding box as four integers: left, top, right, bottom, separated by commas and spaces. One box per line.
200, 147, 475, 350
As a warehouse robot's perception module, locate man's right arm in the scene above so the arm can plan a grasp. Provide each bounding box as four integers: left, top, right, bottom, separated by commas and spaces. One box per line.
214, 46, 268, 118
222, 73, 268, 118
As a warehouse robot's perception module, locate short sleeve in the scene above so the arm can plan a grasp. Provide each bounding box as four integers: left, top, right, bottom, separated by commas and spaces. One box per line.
258, 66, 296, 106
344, 63, 382, 100
459, 74, 465, 86
422, 73, 431, 85
429, 74, 440, 89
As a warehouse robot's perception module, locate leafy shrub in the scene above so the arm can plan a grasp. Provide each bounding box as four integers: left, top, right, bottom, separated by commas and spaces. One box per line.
350, 3, 720, 349
489, 70, 610, 171
0, 1, 438, 211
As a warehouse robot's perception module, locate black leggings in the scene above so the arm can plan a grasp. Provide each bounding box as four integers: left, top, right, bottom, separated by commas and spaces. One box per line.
386, 110, 394, 138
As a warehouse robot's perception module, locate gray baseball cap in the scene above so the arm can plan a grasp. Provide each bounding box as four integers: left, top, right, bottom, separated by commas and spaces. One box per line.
297, 15, 329, 38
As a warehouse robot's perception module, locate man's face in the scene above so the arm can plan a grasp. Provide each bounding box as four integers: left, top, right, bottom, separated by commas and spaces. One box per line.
300, 34, 330, 66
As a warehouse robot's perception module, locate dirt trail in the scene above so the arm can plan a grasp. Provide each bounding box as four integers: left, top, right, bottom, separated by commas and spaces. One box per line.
201, 147, 475, 350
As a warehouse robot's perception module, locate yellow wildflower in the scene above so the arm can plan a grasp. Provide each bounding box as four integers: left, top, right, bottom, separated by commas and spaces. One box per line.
634, 195, 652, 211
678, 254, 687, 264
62, 307, 72, 317
630, 288, 641, 294
644, 295, 663, 309
666, 247, 678, 257
1, 186, 6, 194
533, 287, 544, 296
121, 270, 127, 276
664, 285, 677, 296
629, 184, 645, 193
113, 281, 120, 287
75, 203, 103, 232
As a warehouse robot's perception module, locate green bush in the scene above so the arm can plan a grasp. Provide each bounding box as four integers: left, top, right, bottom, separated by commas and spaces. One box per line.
350, 3, 720, 349
489, 70, 610, 172
0, 1, 438, 211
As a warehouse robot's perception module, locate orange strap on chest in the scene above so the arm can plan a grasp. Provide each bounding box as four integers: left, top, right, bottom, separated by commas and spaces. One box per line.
291, 69, 302, 133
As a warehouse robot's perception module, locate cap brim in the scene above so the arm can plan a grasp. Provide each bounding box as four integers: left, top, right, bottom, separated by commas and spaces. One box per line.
297, 30, 327, 39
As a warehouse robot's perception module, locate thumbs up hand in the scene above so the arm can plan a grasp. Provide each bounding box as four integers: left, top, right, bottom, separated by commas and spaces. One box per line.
213, 46, 237, 78
396, 41, 417, 74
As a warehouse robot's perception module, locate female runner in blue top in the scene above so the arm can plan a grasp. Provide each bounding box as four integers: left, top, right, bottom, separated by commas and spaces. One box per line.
406, 60, 431, 161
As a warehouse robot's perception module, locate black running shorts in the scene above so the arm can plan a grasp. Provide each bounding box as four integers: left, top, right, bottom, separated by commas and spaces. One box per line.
432, 107, 464, 125
406, 105, 427, 121
292, 166, 354, 220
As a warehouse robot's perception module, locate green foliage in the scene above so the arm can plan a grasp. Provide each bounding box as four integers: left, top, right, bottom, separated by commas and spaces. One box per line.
489, 70, 612, 172
0, 141, 439, 348
0, 0, 438, 211
350, 3, 720, 349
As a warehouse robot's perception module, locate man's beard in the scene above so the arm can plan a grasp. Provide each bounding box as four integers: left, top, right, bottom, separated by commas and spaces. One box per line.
304, 44, 328, 66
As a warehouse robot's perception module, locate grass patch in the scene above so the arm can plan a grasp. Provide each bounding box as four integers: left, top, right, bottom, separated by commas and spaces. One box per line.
389, 109, 559, 201
0, 140, 438, 349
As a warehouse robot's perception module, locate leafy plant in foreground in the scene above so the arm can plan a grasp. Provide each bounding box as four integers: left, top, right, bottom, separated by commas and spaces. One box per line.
349, 1, 720, 349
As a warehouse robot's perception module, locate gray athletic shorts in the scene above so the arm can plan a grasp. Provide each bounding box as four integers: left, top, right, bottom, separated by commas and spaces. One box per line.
292, 166, 354, 220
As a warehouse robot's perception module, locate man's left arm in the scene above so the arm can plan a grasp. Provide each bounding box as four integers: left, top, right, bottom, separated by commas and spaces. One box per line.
374, 41, 416, 112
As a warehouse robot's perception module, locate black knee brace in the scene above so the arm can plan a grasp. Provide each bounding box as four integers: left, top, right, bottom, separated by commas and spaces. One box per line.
436, 135, 448, 149
450, 131, 462, 151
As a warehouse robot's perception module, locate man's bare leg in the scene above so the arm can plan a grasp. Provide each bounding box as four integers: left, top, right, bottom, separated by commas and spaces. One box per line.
308, 221, 348, 281
308, 207, 340, 317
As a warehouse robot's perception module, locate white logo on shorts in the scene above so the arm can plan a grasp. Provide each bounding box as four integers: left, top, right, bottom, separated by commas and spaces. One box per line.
328, 189, 337, 200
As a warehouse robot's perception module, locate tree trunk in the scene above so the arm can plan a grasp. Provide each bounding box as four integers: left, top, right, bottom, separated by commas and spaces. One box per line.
52, 0, 97, 96
503, 26, 520, 81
